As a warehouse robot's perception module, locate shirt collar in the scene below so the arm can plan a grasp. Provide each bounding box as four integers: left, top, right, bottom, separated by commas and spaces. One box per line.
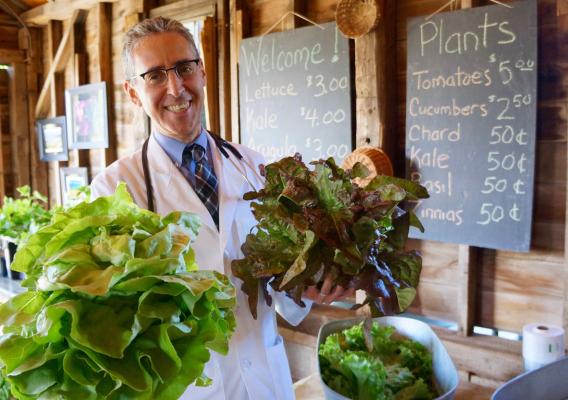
153, 128, 209, 167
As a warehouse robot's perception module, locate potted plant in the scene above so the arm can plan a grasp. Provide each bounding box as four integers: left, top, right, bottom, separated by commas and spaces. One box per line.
0, 186, 52, 279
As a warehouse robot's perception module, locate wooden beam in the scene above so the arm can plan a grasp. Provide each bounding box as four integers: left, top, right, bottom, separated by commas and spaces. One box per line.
229, 0, 244, 142
21, 0, 119, 26
96, 2, 117, 169
47, 20, 64, 117
8, 63, 30, 189
202, 16, 220, 134
67, 19, 90, 171
149, 0, 215, 20
216, 0, 230, 141
46, 20, 65, 207
0, 78, 5, 200
455, 0, 480, 338
25, 27, 49, 199
283, 0, 305, 30
457, 245, 477, 336
35, 9, 87, 119
0, 49, 25, 64
354, 0, 396, 160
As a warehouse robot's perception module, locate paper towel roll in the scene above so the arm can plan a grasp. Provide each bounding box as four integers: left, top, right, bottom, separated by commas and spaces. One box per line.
522, 323, 565, 371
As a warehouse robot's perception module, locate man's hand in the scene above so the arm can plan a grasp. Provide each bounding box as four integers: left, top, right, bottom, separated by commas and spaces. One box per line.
303, 274, 356, 305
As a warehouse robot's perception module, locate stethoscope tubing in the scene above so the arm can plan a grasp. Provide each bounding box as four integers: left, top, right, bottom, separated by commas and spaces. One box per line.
141, 131, 262, 212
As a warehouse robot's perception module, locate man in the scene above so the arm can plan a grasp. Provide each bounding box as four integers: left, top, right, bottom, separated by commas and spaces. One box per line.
91, 17, 353, 400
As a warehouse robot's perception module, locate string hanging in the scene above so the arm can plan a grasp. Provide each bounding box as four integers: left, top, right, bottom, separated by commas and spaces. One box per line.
426, 0, 512, 20
260, 11, 324, 37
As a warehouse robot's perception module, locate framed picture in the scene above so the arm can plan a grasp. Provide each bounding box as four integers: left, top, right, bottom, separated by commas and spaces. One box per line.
59, 167, 89, 207
65, 82, 109, 149
36, 116, 68, 161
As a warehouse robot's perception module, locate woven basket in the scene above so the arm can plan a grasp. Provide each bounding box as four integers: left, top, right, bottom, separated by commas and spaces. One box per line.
341, 146, 393, 187
335, 0, 380, 39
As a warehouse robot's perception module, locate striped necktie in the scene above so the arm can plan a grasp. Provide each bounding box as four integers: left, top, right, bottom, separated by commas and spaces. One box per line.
183, 143, 219, 227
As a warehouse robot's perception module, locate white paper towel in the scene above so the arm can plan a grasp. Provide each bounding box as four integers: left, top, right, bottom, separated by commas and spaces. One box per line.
522, 323, 565, 371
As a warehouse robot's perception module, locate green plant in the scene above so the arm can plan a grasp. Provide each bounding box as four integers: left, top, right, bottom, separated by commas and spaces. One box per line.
0, 186, 52, 244
232, 155, 429, 319
0, 183, 236, 399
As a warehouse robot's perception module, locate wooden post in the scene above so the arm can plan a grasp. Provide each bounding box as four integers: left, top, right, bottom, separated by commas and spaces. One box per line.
95, 2, 117, 175
456, 0, 479, 338
229, 0, 246, 143
20, 28, 49, 199
202, 16, 220, 134
560, 0, 568, 351
0, 74, 5, 200
354, 0, 396, 162
8, 63, 31, 190
69, 16, 90, 170
217, 0, 231, 141
283, 0, 305, 30
46, 20, 64, 207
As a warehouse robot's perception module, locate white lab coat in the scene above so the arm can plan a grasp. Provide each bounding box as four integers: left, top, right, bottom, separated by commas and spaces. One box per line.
91, 132, 311, 400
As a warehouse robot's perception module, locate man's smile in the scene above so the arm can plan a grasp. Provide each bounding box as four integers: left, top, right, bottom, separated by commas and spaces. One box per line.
165, 101, 191, 112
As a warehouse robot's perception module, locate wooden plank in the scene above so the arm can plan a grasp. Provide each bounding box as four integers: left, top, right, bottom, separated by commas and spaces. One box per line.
21, 0, 120, 26
8, 63, 30, 189
354, 26, 379, 148
149, 0, 215, 20
35, 9, 87, 119
47, 21, 64, 117
0, 26, 20, 49
375, 0, 397, 161
457, 245, 476, 336
46, 20, 64, 207
67, 16, 90, 170
0, 74, 5, 200
0, 49, 25, 64
564, 12, 568, 348
96, 2, 117, 167
26, 27, 49, 199
202, 16, 220, 133
283, 0, 305, 30
408, 281, 459, 322
216, 0, 231, 141
229, 0, 243, 143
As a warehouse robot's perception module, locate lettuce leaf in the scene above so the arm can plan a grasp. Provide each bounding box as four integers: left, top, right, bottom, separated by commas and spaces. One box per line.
0, 183, 236, 400
232, 155, 429, 318
319, 321, 436, 400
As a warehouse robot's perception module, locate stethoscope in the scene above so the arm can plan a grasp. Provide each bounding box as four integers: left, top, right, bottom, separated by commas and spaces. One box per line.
141, 131, 262, 212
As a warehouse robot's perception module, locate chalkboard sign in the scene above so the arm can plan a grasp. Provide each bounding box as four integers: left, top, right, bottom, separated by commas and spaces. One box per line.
405, 0, 537, 252
238, 22, 352, 163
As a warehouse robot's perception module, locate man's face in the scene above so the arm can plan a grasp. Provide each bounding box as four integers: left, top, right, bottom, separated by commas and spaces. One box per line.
124, 32, 206, 143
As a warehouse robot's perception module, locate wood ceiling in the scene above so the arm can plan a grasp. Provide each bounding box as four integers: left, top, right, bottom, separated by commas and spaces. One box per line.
0, 0, 47, 25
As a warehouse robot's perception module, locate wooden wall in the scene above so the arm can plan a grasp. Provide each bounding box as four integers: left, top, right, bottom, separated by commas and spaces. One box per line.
0, 0, 565, 392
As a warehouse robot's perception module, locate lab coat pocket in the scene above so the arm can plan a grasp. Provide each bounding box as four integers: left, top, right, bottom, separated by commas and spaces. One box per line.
266, 335, 295, 400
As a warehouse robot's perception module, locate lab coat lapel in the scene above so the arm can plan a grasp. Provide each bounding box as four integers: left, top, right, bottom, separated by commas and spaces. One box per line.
207, 134, 248, 252
148, 135, 218, 236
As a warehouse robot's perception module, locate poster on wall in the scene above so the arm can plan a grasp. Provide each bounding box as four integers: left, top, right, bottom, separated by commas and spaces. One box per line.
36, 116, 68, 161
65, 82, 109, 150
405, 0, 537, 251
238, 22, 352, 164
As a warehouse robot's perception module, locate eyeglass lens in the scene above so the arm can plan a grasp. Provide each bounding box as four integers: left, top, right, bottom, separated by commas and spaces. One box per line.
142, 60, 198, 85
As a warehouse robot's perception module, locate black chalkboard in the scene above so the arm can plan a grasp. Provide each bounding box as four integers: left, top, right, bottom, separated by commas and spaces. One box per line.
238, 22, 352, 164
405, 0, 537, 252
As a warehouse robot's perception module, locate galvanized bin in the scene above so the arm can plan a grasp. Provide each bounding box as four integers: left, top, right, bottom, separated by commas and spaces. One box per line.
491, 356, 568, 400
317, 316, 459, 400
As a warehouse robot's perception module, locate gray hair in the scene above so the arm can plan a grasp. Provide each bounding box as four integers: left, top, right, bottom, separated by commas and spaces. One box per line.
122, 16, 199, 79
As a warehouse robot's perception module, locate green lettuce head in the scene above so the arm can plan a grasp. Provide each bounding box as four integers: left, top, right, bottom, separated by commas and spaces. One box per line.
0, 183, 236, 400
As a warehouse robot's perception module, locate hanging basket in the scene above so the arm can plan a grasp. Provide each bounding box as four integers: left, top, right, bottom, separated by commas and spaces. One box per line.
341, 146, 393, 187
335, 0, 380, 39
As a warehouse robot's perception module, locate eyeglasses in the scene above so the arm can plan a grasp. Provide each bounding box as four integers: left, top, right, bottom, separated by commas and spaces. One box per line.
133, 59, 201, 86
